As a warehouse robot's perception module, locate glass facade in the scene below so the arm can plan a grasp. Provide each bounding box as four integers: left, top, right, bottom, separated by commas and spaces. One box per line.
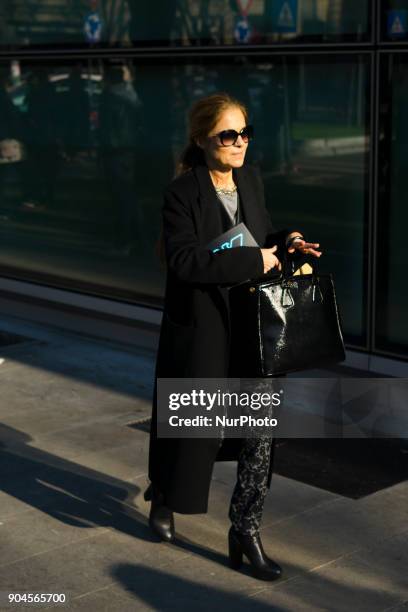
376, 53, 408, 356
0, 1, 371, 49
0, 0, 406, 361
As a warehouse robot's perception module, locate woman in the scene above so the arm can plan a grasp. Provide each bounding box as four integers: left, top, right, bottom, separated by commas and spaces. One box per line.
144, 92, 322, 581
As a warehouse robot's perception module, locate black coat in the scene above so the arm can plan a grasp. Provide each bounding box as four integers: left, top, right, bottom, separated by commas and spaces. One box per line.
147, 161, 302, 514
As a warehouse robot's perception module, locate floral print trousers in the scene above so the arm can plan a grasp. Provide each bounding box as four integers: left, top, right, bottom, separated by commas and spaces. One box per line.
228, 435, 273, 536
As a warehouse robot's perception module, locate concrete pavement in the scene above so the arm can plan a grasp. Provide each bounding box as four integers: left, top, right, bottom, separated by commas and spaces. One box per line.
0, 313, 407, 611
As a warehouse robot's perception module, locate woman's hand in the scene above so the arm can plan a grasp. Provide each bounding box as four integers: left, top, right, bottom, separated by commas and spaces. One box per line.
260, 246, 282, 274
287, 237, 322, 258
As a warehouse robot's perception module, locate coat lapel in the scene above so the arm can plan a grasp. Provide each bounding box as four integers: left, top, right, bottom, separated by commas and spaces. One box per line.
192, 162, 264, 327
192, 163, 224, 244
232, 165, 265, 245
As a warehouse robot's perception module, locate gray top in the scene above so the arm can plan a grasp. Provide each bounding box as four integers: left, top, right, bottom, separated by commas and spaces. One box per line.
215, 189, 239, 226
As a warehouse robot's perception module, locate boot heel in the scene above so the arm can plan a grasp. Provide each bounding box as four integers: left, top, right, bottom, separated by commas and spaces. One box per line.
143, 483, 152, 501
228, 526, 282, 581
228, 528, 243, 569
145, 483, 175, 542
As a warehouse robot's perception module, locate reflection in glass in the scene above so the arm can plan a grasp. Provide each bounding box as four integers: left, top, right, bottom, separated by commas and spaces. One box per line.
381, 0, 408, 40
0, 56, 369, 345
99, 62, 144, 254
254, 56, 369, 345
0, 0, 370, 48
376, 55, 408, 355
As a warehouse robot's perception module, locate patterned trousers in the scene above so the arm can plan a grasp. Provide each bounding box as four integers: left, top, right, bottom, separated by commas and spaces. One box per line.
228, 435, 274, 536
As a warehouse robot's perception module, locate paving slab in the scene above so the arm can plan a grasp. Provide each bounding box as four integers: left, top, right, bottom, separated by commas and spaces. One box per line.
248, 531, 408, 612
257, 490, 408, 575
0, 444, 142, 521
0, 314, 406, 611
0, 523, 189, 601
53, 439, 150, 483
45, 586, 146, 612
390, 602, 408, 611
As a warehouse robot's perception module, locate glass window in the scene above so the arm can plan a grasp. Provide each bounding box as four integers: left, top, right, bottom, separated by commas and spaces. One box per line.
376, 54, 408, 357
381, 0, 408, 41
0, 54, 370, 345
252, 54, 370, 346
0, 0, 371, 50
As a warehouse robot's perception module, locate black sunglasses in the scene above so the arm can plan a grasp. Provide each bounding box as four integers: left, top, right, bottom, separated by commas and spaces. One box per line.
213, 125, 254, 147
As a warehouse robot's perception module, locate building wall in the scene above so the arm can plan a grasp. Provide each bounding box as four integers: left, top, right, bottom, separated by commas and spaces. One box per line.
0, 0, 406, 362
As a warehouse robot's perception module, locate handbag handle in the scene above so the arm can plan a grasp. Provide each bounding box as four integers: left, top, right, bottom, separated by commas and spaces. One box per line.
281, 247, 320, 278
260, 244, 321, 287
281, 248, 324, 303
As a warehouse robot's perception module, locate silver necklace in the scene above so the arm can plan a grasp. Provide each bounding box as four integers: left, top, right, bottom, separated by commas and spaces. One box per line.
214, 184, 237, 196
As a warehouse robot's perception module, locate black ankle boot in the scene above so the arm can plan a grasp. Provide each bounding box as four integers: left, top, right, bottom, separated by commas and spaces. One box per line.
228, 526, 282, 581
143, 483, 175, 542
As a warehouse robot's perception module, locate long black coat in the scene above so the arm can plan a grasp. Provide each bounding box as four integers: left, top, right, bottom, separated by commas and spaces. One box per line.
147, 161, 301, 514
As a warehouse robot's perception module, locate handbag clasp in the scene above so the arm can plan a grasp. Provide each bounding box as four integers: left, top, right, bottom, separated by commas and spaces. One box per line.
281, 286, 294, 308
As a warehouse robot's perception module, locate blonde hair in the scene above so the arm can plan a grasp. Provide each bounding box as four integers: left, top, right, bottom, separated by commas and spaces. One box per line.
155, 92, 249, 266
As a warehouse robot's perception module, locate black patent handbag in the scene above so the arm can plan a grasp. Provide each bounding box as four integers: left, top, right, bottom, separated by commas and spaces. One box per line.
228, 255, 346, 377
